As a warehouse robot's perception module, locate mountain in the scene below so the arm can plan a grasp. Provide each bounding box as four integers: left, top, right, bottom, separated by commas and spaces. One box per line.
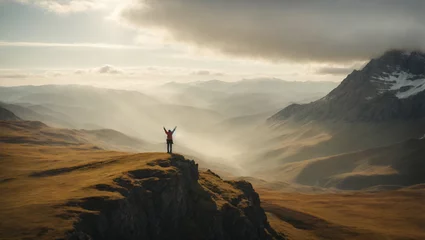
244, 51, 425, 188
260, 138, 425, 190
271, 51, 425, 122
0, 102, 76, 128
0, 120, 152, 152
0, 106, 20, 120
0, 85, 225, 143
0, 85, 160, 106
0, 120, 284, 240
158, 79, 338, 117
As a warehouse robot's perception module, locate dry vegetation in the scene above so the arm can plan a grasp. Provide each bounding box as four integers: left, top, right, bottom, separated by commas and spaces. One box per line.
199, 170, 244, 208
0, 120, 276, 240
252, 119, 425, 174
256, 187, 425, 240
256, 138, 425, 190
0, 121, 176, 239
2, 120, 425, 240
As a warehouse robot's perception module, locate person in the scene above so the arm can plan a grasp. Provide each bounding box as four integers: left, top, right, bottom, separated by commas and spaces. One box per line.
163, 126, 177, 153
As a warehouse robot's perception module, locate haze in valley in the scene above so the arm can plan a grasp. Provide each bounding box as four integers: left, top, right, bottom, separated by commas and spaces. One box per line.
1, 1, 425, 239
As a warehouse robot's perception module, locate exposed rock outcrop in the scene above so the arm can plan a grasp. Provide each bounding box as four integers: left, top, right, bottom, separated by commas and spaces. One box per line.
66, 155, 284, 240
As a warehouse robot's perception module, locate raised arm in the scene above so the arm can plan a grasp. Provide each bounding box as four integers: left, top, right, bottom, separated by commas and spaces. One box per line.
163, 127, 167, 134
172, 126, 177, 133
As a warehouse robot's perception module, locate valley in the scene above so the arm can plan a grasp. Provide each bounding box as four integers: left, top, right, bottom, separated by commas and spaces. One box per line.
1, 51, 425, 239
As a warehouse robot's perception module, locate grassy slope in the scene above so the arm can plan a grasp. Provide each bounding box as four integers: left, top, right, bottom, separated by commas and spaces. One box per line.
2, 120, 424, 239
0, 145, 170, 239
267, 120, 425, 165
256, 138, 425, 190
248, 120, 425, 188
0, 121, 170, 239
0, 121, 277, 239
0, 120, 151, 152
257, 187, 425, 240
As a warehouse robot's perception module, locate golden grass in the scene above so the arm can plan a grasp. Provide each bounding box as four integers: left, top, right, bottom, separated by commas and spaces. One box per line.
0, 121, 250, 239
0, 139, 173, 240
256, 187, 425, 240
199, 171, 243, 208
2, 120, 424, 239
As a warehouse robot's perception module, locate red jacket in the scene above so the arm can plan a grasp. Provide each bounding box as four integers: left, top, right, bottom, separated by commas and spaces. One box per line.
164, 127, 176, 140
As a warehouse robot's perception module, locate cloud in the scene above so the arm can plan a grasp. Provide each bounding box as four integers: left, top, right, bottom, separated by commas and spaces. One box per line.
0, 74, 28, 79
192, 70, 224, 76
70, 65, 125, 75
44, 71, 64, 77
120, 0, 425, 63
38, 0, 101, 13
74, 70, 86, 75
95, 65, 123, 74
316, 67, 354, 76
14, 0, 107, 14
193, 70, 210, 76
0, 41, 143, 49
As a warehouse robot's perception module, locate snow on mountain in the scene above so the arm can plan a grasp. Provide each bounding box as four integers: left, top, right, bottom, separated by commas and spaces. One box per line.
372, 71, 425, 99
270, 50, 425, 122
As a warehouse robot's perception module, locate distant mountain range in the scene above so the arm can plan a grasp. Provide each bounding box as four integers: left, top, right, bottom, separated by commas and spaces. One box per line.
0, 81, 338, 163
0, 85, 225, 143
159, 78, 338, 117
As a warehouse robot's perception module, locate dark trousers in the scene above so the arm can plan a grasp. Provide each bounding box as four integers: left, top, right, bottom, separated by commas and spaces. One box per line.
166, 139, 173, 153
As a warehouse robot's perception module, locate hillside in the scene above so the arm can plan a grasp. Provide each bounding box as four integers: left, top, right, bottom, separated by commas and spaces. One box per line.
255, 118, 425, 164
0, 106, 20, 120
257, 187, 425, 240
0, 101, 77, 128
258, 138, 425, 190
0, 120, 283, 240
0, 120, 151, 152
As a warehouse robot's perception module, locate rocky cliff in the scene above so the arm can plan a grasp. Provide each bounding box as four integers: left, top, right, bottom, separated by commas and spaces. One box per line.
67, 155, 283, 240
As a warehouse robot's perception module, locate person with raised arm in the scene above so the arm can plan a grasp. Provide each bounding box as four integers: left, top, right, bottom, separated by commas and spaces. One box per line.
163, 126, 177, 153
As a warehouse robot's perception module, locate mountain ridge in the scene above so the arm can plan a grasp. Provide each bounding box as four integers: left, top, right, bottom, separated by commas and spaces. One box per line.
270, 50, 425, 122
263, 137, 425, 190
0, 106, 20, 120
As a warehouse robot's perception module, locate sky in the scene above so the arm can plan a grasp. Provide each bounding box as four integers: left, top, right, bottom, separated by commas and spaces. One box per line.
1, 0, 424, 88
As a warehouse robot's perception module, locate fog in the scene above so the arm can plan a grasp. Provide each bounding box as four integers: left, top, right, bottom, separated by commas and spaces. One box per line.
0, 80, 336, 174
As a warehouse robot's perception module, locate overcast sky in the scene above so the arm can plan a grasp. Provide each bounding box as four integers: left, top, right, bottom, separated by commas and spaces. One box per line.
1, 0, 424, 88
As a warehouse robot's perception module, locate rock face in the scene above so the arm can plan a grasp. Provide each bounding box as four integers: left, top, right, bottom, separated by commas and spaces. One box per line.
67, 155, 283, 240
270, 50, 425, 122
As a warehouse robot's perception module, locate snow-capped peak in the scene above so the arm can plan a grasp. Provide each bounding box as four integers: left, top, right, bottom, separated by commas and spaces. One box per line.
372, 71, 425, 99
